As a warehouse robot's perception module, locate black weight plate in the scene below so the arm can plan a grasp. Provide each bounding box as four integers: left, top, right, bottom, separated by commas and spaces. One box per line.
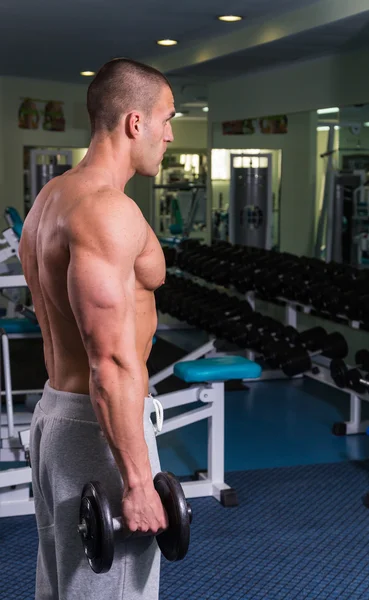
347, 369, 366, 395
355, 349, 369, 371
263, 340, 291, 369
322, 332, 348, 359
300, 327, 327, 351
79, 481, 115, 574
282, 348, 311, 377
283, 326, 300, 344
330, 359, 347, 388
154, 472, 191, 562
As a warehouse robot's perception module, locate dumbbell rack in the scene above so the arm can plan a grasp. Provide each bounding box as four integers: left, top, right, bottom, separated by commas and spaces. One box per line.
243, 289, 369, 436
160, 267, 369, 437
263, 294, 369, 436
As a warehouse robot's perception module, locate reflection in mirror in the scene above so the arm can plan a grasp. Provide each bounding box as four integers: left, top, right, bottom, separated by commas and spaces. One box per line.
315, 105, 369, 267
152, 152, 207, 241
23, 145, 82, 215
211, 148, 282, 250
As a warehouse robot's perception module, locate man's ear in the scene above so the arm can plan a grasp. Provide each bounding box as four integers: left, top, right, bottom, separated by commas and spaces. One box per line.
125, 111, 142, 139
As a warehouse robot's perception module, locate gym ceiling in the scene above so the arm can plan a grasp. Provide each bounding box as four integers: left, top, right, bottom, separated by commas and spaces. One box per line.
0, 0, 369, 104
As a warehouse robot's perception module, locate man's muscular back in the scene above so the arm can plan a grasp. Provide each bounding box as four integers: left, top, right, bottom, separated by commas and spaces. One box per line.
19, 169, 166, 395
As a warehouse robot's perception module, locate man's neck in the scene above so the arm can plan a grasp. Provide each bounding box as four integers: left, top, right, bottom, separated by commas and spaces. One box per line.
80, 134, 135, 192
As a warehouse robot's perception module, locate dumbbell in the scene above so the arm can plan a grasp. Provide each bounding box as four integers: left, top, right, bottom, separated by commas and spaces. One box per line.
178, 238, 201, 251
286, 326, 328, 351
177, 247, 209, 273
260, 327, 328, 370
219, 312, 267, 346
230, 264, 257, 294
224, 315, 284, 351
253, 261, 298, 300
189, 252, 217, 277
243, 317, 286, 351
330, 349, 369, 393
201, 300, 253, 335
280, 331, 348, 377
78, 471, 192, 574
174, 287, 215, 322
162, 246, 177, 268
261, 340, 293, 369
194, 298, 229, 331
329, 289, 361, 320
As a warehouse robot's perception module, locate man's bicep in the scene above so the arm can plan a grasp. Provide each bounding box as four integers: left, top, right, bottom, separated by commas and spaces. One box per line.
67, 244, 136, 361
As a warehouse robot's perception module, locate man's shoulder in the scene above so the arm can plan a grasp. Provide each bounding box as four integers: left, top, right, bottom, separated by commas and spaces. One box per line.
73, 186, 141, 217
67, 186, 147, 249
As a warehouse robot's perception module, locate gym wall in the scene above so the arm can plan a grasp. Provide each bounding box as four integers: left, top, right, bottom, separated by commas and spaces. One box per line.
170, 119, 207, 151
208, 47, 369, 123
0, 76, 90, 219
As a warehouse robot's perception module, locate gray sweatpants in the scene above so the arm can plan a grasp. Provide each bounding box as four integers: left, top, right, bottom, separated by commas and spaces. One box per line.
30, 381, 161, 600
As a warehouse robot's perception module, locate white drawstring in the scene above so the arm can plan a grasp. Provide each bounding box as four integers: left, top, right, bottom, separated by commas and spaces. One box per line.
150, 395, 164, 434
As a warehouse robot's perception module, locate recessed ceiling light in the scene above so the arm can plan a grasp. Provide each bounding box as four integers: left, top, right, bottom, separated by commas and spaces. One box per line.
218, 15, 243, 22
157, 39, 178, 46
80, 71, 95, 77
202, 106, 209, 112
317, 107, 339, 115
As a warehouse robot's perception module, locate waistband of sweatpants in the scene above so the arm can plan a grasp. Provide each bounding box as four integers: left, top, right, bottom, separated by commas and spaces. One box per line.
39, 380, 154, 422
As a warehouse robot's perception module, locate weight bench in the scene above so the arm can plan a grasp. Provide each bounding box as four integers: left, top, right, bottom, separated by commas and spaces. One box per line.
148, 336, 217, 396
152, 355, 261, 505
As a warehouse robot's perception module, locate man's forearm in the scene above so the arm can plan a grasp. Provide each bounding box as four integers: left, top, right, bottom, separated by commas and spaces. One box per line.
90, 359, 152, 488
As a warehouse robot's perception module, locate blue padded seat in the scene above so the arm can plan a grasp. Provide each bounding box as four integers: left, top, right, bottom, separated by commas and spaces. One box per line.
174, 355, 262, 383
0, 318, 40, 334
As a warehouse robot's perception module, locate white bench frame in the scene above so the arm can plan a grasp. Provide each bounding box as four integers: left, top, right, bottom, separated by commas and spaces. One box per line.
152, 380, 233, 502
0, 429, 34, 517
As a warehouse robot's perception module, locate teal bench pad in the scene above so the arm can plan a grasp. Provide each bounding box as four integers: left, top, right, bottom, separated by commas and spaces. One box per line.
5, 207, 23, 239
0, 318, 40, 334
174, 356, 262, 383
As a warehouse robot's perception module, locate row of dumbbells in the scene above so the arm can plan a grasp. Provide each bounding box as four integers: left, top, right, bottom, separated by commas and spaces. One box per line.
163, 240, 369, 323
155, 274, 349, 378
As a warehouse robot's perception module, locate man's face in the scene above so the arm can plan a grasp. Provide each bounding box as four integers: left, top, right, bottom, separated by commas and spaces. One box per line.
136, 85, 175, 177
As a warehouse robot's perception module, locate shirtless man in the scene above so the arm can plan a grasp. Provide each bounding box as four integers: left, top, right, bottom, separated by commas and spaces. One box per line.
19, 58, 175, 600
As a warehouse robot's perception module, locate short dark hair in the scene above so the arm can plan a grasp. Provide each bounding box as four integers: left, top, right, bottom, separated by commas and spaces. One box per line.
87, 58, 171, 136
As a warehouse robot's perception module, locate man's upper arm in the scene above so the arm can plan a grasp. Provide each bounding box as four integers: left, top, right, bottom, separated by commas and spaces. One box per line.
67, 194, 146, 365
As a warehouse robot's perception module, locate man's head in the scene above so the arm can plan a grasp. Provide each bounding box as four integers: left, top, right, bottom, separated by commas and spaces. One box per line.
87, 58, 175, 176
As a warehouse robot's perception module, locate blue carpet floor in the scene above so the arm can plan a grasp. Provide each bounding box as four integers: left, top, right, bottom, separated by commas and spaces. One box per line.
157, 377, 369, 477
2, 462, 369, 599
2, 330, 369, 598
